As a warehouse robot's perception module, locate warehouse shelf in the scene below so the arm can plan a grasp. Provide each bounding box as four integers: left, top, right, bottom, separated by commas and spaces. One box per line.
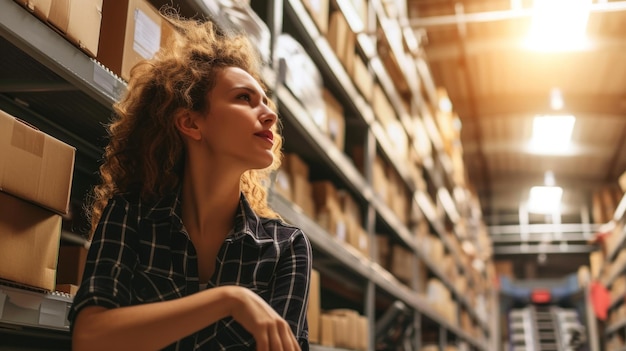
0, 1, 125, 107
283, 0, 479, 299
0, 0, 490, 348
607, 194, 626, 263
282, 0, 419, 197
271, 192, 486, 349
601, 193, 626, 288
277, 80, 489, 335
0, 283, 72, 333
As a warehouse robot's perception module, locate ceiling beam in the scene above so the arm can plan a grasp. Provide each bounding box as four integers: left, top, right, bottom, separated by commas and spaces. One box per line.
449, 93, 626, 119
409, 1, 626, 28
462, 140, 616, 158
424, 37, 626, 61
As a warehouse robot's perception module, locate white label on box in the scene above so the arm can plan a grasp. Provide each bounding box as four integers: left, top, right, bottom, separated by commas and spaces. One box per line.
133, 9, 161, 59
336, 221, 346, 241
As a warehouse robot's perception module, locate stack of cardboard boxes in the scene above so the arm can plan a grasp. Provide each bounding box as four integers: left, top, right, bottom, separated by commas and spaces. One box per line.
307, 268, 369, 350
0, 109, 76, 291
15, 0, 175, 82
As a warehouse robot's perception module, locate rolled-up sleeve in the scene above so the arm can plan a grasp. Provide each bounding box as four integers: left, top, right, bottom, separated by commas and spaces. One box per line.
68, 196, 139, 327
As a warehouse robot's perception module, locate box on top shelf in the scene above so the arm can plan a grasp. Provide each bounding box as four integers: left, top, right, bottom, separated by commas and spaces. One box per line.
218, 1, 271, 64
302, 0, 329, 35
14, 0, 103, 57
98, 0, 174, 81
275, 34, 326, 133
0, 191, 62, 291
327, 8, 356, 75
0, 109, 75, 215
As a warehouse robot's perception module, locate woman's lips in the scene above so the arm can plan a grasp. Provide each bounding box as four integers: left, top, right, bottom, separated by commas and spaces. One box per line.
255, 130, 274, 144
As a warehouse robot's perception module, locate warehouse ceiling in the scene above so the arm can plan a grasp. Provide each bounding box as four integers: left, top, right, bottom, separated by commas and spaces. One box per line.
408, 0, 626, 224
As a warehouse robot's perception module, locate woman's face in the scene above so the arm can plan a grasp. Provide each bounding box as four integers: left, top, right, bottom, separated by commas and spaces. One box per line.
197, 66, 277, 171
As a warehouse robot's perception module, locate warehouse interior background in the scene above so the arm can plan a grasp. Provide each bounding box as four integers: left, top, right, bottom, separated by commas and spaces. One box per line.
2, 0, 626, 350
407, 0, 626, 280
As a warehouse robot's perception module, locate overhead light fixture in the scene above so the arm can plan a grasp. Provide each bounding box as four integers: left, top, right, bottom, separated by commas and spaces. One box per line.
529, 115, 575, 154
550, 88, 564, 110
528, 186, 563, 214
525, 0, 591, 52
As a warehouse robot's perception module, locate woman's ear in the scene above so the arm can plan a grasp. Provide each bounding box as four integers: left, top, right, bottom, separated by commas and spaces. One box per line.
174, 109, 202, 141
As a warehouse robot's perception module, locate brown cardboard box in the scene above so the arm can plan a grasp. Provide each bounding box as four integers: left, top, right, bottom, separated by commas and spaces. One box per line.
98, 0, 174, 81
283, 153, 315, 218
316, 206, 347, 242
307, 269, 321, 343
322, 89, 345, 151
0, 109, 75, 215
327, 10, 355, 74
302, 0, 329, 34
356, 315, 368, 351
0, 191, 62, 291
320, 313, 335, 347
327, 309, 359, 349
312, 181, 341, 212
14, 0, 51, 20
15, 0, 103, 57
352, 54, 373, 101
56, 244, 88, 286
48, 0, 103, 57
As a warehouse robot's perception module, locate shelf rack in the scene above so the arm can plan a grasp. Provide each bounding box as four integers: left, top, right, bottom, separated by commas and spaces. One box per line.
0, 0, 492, 348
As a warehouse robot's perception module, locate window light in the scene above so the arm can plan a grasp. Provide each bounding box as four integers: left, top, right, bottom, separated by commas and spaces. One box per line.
525, 0, 591, 52
529, 115, 575, 154
528, 186, 563, 214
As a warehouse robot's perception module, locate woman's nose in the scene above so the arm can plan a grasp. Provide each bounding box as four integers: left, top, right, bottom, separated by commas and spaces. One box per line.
260, 106, 277, 126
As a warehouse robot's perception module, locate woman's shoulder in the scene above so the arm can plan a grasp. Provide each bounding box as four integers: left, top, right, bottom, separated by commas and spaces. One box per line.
259, 217, 307, 241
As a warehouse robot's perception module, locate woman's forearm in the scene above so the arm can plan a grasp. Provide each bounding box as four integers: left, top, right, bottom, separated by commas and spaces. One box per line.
72, 285, 237, 351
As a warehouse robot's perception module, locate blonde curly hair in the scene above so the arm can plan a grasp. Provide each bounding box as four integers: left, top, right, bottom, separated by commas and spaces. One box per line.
88, 14, 282, 235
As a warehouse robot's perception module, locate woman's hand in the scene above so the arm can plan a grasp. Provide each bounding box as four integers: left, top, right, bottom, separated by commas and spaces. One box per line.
226, 286, 301, 351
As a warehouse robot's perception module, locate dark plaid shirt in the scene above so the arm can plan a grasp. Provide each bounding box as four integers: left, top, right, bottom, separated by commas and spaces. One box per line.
69, 190, 311, 350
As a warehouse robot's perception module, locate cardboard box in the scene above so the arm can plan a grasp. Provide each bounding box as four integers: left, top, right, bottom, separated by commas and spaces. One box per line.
322, 89, 345, 151
302, 0, 329, 35
320, 313, 335, 347
14, 0, 51, 20
307, 269, 321, 343
326, 309, 359, 349
312, 181, 341, 212
48, 0, 103, 57
0, 191, 62, 291
98, 0, 174, 81
0, 109, 75, 215
56, 244, 88, 286
15, 0, 102, 57
352, 54, 373, 101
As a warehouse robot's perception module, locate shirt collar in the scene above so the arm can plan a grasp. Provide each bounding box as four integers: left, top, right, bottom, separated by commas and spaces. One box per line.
144, 187, 274, 243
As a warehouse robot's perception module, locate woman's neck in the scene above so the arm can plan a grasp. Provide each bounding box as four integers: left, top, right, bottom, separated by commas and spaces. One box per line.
180, 165, 241, 239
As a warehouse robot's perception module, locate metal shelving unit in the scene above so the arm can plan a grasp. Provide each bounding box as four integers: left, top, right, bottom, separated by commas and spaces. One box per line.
0, 0, 492, 349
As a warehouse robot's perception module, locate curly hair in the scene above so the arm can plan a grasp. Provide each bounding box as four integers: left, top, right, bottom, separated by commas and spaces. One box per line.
87, 14, 282, 235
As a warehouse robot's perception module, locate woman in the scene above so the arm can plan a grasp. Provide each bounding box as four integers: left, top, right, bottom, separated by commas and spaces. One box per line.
69, 14, 311, 351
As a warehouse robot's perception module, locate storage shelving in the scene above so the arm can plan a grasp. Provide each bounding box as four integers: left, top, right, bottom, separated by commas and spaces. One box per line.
603, 192, 626, 348
0, 0, 493, 349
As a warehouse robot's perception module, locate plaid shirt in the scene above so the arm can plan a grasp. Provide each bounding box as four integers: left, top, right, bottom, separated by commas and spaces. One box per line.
68, 190, 311, 350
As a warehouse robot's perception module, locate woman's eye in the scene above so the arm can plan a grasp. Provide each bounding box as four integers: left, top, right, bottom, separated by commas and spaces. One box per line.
237, 94, 251, 102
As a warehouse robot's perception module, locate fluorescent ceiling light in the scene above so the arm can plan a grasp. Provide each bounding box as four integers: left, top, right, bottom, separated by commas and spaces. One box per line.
529, 115, 575, 154
525, 0, 591, 52
550, 88, 564, 110
528, 186, 563, 214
